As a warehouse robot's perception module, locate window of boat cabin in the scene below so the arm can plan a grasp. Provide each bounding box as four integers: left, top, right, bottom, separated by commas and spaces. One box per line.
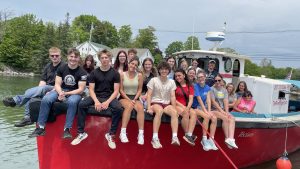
233, 59, 240, 77
198, 57, 219, 72
177, 57, 219, 72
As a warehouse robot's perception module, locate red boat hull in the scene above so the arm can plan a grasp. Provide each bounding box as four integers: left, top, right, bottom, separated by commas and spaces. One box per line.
36, 114, 300, 169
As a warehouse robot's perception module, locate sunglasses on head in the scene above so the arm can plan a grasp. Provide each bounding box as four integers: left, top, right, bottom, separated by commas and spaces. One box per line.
50, 55, 60, 58
215, 79, 222, 82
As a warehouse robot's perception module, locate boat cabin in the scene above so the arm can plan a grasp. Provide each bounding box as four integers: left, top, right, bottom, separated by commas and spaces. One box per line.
173, 50, 249, 85
173, 50, 293, 114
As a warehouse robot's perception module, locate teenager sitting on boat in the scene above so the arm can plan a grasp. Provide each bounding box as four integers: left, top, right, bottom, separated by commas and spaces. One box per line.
205, 60, 219, 87
71, 49, 123, 149
119, 57, 145, 145
233, 91, 256, 114
191, 71, 218, 150
226, 83, 237, 112
174, 69, 198, 146
188, 59, 203, 75
187, 67, 197, 84
166, 56, 176, 79
235, 81, 248, 99
82, 55, 95, 96
210, 74, 238, 149
114, 50, 128, 74
147, 61, 179, 149
127, 48, 137, 63
179, 59, 189, 73
140, 58, 158, 110
2, 47, 64, 127
29, 48, 87, 139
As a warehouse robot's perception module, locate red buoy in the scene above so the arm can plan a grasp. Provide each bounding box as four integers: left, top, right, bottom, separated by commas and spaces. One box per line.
276, 156, 292, 169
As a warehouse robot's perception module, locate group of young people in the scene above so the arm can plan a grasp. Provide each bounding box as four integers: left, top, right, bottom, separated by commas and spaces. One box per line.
3, 47, 257, 151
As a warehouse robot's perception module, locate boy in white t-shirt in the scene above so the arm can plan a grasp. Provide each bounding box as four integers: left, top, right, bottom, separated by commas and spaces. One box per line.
147, 61, 179, 149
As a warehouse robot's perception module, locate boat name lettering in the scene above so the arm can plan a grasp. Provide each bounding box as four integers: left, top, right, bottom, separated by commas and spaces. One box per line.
274, 85, 288, 90
273, 99, 288, 106
238, 131, 254, 138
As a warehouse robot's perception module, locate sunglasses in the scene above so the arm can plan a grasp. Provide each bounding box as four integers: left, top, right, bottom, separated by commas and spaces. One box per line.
197, 76, 205, 79
215, 79, 222, 82
50, 55, 60, 58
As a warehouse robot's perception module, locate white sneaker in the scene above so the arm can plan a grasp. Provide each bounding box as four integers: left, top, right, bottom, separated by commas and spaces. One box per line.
207, 138, 218, 150
119, 133, 129, 143
71, 132, 88, 145
201, 139, 212, 151
137, 134, 144, 145
105, 133, 116, 149
171, 136, 180, 146
225, 138, 238, 149
151, 138, 162, 149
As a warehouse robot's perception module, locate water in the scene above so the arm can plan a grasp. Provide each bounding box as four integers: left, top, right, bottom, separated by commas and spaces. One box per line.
0, 76, 299, 169
0, 76, 39, 169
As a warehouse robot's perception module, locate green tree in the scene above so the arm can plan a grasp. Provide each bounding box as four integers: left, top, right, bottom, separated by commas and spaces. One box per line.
0, 9, 14, 43
118, 25, 132, 48
184, 36, 200, 50
71, 14, 101, 44
0, 14, 44, 70
134, 26, 158, 54
244, 60, 261, 76
93, 21, 119, 48
57, 13, 72, 56
165, 41, 184, 56
34, 22, 58, 72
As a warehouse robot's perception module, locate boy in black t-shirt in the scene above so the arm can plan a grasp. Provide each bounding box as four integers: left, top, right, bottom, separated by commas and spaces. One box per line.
2, 47, 64, 127
29, 48, 87, 138
71, 49, 123, 149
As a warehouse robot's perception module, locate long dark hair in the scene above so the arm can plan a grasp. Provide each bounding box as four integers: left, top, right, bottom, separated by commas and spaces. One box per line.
83, 55, 95, 73
174, 68, 191, 87
236, 81, 248, 93
113, 50, 128, 71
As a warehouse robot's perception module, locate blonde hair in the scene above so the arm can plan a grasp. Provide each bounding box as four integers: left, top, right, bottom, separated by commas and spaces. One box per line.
49, 47, 61, 54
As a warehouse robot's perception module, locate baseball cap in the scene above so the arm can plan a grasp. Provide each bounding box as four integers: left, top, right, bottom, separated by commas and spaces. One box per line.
209, 60, 216, 64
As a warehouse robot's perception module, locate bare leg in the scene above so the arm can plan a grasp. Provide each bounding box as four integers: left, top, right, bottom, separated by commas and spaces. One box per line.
134, 101, 144, 130
195, 109, 210, 137
152, 104, 164, 133
163, 105, 178, 134
120, 99, 134, 128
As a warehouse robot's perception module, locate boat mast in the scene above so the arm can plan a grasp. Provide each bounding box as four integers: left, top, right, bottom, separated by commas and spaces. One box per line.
87, 22, 94, 55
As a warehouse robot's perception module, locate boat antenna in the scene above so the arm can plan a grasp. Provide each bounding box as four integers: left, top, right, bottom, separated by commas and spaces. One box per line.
192, 17, 195, 50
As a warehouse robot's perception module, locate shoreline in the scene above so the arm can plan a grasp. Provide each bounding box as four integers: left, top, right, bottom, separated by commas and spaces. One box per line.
0, 71, 34, 77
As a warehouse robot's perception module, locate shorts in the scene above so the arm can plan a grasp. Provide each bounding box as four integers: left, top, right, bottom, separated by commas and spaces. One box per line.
119, 95, 136, 100
151, 102, 170, 109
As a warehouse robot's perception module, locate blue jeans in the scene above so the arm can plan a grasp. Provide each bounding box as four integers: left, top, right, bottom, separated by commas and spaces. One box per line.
13, 85, 54, 119
37, 90, 82, 129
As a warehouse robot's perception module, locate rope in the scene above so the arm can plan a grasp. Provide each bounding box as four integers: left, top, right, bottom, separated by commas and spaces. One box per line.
284, 124, 288, 156
195, 118, 238, 169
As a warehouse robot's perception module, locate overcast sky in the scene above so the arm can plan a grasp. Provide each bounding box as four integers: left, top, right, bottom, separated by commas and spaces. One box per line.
2, 0, 300, 68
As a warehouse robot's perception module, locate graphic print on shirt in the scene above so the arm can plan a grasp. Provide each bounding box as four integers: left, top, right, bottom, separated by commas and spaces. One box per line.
64, 75, 76, 86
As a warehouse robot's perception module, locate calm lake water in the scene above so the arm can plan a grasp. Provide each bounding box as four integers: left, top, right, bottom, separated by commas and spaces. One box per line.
0, 76, 299, 169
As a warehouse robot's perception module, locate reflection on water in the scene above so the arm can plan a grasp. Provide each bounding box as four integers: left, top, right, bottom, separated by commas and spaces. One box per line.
0, 76, 299, 169
0, 76, 39, 169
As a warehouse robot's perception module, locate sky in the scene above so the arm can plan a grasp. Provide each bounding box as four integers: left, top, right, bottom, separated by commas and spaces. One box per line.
2, 0, 300, 68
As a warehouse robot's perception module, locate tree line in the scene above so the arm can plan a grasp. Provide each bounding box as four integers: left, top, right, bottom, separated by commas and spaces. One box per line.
0, 11, 298, 80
